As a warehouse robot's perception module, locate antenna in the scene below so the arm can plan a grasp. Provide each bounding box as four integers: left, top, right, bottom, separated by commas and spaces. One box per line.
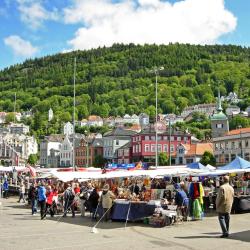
73, 57, 76, 171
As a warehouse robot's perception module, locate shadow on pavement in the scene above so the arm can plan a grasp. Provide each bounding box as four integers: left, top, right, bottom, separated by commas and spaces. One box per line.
44, 214, 150, 230
175, 230, 250, 243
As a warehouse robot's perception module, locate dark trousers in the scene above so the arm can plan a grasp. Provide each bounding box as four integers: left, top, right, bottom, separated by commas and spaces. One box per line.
3, 190, 8, 198
218, 213, 230, 235
46, 204, 55, 217
63, 199, 75, 217
103, 208, 111, 222
39, 200, 46, 219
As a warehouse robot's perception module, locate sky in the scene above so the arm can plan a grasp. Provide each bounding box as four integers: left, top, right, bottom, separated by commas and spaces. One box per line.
0, 0, 249, 70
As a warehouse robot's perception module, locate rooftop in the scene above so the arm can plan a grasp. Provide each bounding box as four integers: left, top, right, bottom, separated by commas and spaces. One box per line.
226, 128, 250, 136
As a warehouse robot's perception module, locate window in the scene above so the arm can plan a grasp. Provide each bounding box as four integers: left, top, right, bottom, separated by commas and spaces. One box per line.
225, 154, 229, 163
186, 159, 193, 164
138, 144, 141, 152
151, 144, 156, 152
163, 136, 168, 141
177, 137, 181, 141
170, 136, 174, 141
246, 140, 249, 147
163, 144, 168, 152
116, 140, 119, 146
170, 144, 174, 152
231, 142, 235, 149
216, 123, 223, 128
231, 154, 236, 160
157, 144, 162, 152
136, 145, 139, 153
151, 136, 155, 140
133, 145, 135, 153
145, 136, 149, 140
145, 144, 150, 152
225, 142, 229, 150
178, 148, 184, 154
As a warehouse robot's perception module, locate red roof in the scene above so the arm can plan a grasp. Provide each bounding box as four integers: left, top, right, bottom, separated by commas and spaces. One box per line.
226, 128, 250, 136
184, 143, 213, 156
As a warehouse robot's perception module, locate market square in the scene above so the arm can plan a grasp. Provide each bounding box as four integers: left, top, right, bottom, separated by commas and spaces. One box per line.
0, 197, 250, 250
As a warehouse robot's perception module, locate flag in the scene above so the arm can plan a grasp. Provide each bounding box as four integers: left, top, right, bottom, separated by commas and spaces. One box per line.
27, 165, 36, 177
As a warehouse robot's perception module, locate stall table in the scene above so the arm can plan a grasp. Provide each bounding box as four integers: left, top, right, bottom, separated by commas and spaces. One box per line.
232, 195, 250, 213
111, 200, 156, 221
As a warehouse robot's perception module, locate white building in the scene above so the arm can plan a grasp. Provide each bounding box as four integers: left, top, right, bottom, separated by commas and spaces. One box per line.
63, 122, 74, 136
223, 92, 240, 104
8, 123, 30, 134
139, 113, 150, 127
87, 115, 103, 127
1, 133, 38, 161
60, 135, 73, 167
174, 143, 213, 165
39, 135, 64, 167
48, 108, 54, 122
181, 103, 216, 118
0, 112, 7, 123
213, 128, 250, 166
226, 106, 240, 116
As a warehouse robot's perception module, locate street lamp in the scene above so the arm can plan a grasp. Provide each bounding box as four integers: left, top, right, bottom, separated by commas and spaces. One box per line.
238, 125, 243, 158
84, 130, 89, 167
153, 66, 164, 168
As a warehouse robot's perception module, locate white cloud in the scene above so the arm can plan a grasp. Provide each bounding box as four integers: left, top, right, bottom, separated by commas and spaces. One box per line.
4, 35, 38, 57
17, 0, 59, 30
63, 0, 237, 50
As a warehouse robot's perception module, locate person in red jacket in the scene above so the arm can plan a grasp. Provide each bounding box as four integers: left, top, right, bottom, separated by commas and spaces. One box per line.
46, 185, 55, 217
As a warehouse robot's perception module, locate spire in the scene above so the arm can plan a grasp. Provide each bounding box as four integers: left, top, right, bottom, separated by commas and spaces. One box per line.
217, 89, 223, 112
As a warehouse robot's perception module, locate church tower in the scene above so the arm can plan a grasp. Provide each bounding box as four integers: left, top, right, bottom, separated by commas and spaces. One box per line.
210, 90, 229, 138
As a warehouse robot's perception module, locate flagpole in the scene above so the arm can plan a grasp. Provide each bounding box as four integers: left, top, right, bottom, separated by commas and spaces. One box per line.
73, 57, 76, 171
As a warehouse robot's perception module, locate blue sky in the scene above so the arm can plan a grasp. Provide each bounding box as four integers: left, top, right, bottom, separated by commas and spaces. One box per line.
0, 0, 249, 70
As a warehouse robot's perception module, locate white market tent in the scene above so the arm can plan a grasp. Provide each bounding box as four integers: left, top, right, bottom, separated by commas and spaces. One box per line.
0, 166, 28, 172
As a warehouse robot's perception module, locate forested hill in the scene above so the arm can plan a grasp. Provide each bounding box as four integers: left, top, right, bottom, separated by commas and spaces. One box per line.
0, 43, 250, 137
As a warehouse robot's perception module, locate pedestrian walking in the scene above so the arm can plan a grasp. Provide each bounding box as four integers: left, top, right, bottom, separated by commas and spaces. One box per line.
18, 182, 26, 203
216, 175, 234, 238
28, 183, 38, 215
3, 179, 9, 199
63, 184, 75, 217
38, 182, 47, 220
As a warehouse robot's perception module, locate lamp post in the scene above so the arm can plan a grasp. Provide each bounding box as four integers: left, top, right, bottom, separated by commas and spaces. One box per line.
85, 130, 89, 167
238, 125, 243, 158
153, 66, 164, 169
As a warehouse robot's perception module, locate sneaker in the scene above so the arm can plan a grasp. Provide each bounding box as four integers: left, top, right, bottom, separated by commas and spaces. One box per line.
220, 234, 229, 238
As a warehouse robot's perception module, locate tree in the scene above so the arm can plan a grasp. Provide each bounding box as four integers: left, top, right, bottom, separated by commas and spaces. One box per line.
93, 155, 107, 168
27, 154, 38, 165
158, 152, 169, 166
200, 151, 216, 166
5, 113, 15, 123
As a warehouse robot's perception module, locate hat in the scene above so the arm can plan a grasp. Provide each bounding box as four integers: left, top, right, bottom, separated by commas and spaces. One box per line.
103, 184, 109, 191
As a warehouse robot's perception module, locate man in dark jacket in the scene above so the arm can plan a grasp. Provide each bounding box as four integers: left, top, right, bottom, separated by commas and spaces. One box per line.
28, 183, 38, 215
63, 184, 75, 217
88, 188, 99, 220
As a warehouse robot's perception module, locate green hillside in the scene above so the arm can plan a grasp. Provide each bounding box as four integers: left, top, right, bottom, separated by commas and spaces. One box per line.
1, 43, 250, 138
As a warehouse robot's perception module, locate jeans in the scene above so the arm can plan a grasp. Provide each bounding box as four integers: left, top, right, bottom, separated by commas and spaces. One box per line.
18, 192, 25, 203
218, 213, 230, 235
103, 208, 111, 222
63, 199, 75, 217
31, 199, 37, 214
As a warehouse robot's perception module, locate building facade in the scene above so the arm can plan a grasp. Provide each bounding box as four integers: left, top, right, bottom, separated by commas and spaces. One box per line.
117, 142, 132, 164
213, 128, 250, 166
174, 143, 213, 165
103, 128, 136, 162
131, 126, 192, 164
39, 135, 64, 167
63, 122, 74, 136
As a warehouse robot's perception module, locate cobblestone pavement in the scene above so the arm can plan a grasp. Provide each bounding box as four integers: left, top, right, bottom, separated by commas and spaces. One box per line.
0, 197, 250, 250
